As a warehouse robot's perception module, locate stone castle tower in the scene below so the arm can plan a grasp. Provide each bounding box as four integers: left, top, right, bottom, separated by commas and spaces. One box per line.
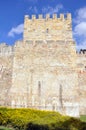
0, 13, 86, 117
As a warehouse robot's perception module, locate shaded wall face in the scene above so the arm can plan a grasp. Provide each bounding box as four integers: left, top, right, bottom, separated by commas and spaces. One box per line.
10, 41, 79, 117
77, 54, 86, 115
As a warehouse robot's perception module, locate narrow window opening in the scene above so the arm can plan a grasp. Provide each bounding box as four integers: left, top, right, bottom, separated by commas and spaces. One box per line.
38, 81, 41, 96
46, 28, 49, 33
85, 66, 86, 70
59, 84, 63, 108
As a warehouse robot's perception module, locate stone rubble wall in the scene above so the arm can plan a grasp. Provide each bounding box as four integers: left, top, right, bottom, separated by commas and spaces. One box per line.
9, 40, 79, 117
0, 41, 85, 116
23, 13, 72, 42
77, 53, 86, 115
0, 43, 14, 106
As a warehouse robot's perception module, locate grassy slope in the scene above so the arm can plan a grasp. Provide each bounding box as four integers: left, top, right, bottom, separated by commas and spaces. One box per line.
0, 107, 86, 130
80, 115, 86, 122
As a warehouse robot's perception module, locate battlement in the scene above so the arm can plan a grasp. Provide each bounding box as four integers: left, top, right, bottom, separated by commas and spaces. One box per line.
77, 49, 86, 57
77, 49, 86, 73
79, 49, 86, 54
0, 43, 14, 56
24, 13, 71, 20
24, 13, 73, 42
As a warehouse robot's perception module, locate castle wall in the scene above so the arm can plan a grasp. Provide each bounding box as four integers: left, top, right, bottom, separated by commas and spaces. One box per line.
77, 52, 86, 115
0, 13, 86, 117
0, 43, 14, 106
9, 40, 79, 117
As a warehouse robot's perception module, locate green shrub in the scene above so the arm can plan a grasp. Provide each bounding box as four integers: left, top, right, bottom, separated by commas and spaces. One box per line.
0, 107, 86, 130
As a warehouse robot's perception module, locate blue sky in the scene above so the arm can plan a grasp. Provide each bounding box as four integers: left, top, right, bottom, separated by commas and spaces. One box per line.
0, 0, 86, 49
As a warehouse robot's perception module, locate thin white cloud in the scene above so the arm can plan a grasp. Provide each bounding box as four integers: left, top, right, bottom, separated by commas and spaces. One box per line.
73, 7, 86, 50
74, 22, 86, 37
8, 24, 24, 37
74, 7, 86, 24
27, 4, 63, 16
42, 4, 63, 14
28, 6, 38, 14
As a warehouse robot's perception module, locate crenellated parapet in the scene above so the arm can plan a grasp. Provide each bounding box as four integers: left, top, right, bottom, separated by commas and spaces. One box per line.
77, 49, 86, 60
24, 13, 71, 21
23, 13, 73, 42
77, 49, 86, 72
78, 49, 86, 54
0, 43, 14, 56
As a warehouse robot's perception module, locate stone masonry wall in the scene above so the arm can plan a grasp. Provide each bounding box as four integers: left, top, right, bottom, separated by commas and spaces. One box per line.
9, 40, 79, 117
0, 43, 14, 106
23, 14, 72, 42
0, 13, 86, 117
77, 52, 86, 115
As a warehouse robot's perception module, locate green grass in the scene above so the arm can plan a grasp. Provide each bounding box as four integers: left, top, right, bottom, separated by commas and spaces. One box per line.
80, 115, 86, 122
0, 126, 13, 130
0, 107, 86, 130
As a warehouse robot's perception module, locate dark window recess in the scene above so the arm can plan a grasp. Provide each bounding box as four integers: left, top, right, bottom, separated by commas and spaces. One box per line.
46, 28, 49, 33
38, 81, 41, 96
59, 84, 63, 108
85, 66, 86, 70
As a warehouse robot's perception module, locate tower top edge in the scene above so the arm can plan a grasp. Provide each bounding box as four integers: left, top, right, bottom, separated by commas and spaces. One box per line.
24, 13, 71, 20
